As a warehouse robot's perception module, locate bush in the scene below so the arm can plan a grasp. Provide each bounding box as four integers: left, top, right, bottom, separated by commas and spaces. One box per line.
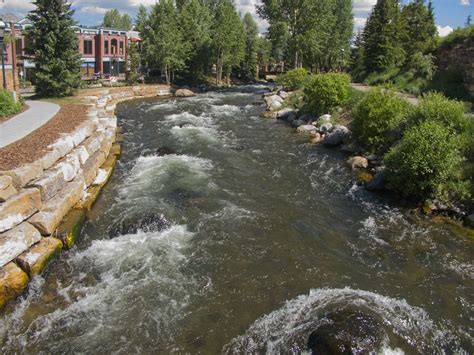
352, 87, 411, 153
0, 90, 22, 117
276, 68, 308, 91
384, 120, 469, 203
408, 52, 436, 81
408, 92, 468, 134
303, 72, 350, 116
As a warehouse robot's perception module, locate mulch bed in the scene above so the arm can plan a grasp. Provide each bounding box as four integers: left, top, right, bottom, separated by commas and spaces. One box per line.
0, 104, 88, 171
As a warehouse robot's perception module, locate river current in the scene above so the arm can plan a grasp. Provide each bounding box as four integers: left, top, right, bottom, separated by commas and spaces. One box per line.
1, 86, 473, 353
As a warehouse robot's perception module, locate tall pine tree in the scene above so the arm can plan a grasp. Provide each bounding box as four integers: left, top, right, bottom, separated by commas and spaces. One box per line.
362, 0, 405, 73
27, 0, 81, 97
242, 13, 259, 80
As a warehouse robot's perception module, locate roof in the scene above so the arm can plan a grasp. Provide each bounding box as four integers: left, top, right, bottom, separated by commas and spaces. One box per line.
0, 13, 21, 23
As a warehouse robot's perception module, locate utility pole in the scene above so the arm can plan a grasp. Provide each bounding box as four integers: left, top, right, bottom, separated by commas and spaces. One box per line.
0, 21, 7, 89
11, 22, 17, 93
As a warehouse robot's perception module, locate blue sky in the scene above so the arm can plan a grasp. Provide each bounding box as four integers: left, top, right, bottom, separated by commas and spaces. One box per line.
1, 0, 472, 36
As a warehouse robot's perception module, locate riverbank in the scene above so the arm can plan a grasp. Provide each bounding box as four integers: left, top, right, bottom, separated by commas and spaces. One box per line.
0, 84, 172, 309
261, 87, 474, 230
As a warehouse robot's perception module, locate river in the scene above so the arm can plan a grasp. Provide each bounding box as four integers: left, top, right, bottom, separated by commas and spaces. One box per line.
1, 85, 473, 353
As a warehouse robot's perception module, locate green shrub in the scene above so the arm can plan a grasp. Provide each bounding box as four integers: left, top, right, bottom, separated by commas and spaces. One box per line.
351, 87, 411, 153
276, 68, 308, 91
408, 52, 437, 81
384, 120, 469, 203
409, 92, 468, 134
303, 72, 350, 116
0, 90, 22, 117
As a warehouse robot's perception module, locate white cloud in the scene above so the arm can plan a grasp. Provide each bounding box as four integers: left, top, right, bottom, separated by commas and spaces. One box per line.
459, 0, 470, 5
0, 0, 35, 13
437, 25, 454, 37
79, 6, 109, 15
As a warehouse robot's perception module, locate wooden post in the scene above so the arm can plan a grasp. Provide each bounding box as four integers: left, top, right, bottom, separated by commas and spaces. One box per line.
11, 22, 17, 92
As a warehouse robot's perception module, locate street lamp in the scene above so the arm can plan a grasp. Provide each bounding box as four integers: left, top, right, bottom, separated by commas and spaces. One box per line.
0, 21, 6, 89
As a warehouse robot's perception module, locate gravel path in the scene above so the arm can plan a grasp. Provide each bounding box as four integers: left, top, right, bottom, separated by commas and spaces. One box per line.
351, 83, 419, 105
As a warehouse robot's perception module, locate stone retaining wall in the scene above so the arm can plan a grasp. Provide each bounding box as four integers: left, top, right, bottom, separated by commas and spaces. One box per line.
0, 85, 171, 309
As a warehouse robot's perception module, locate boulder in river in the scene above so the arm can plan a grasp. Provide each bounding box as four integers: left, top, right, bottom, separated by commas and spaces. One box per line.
175, 88, 195, 97
292, 119, 306, 128
307, 309, 384, 354
318, 114, 332, 122
298, 113, 315, 124
309, 133, 323, 144
265, 95, 284, 111
297, 125, 317, 134
323, 125, 350, 147
108, 213, 171, 237
347, 156, 368, 170
276, 108, 297, 120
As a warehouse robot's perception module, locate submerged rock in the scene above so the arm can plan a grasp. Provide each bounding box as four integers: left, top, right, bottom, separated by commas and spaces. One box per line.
108, 213, 171, 237
365, 172, 386, 191
307, 309, 384, 354
323, 125, 350, 147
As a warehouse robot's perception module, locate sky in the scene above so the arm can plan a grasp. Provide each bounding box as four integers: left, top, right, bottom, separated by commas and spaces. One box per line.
1, 0, 473, 37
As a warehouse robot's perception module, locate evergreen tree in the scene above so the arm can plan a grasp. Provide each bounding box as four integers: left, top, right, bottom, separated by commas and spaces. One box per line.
102, 9, 133, 30
362, 0, 405, 73
179, 0, 213, 79
401, 0, 437, 59
466, 15, 472, 27
135, 5, 149, 34
211, 0, 245, 84
146, 0, 190, 84
27, 0, 81, 97
242, 13, 259, 80
126, 41, 140, 84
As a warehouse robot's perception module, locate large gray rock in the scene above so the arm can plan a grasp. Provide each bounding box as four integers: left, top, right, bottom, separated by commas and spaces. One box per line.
318, 114, 332, 122
175, 88, 195, 97
0, 222, 42, 267
265, 95, 284, 111
29, 176, 85, 235
278, 90, 289, 99
29, 168, 68, 202
0, 188, 42, 233
323, 125, 350, 146
4, 161, 44, 189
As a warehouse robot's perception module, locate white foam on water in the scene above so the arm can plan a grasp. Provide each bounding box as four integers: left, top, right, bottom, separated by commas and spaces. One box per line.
120, 154, 214, 200
209, 104, 241, 116
224, 287, 462, 354
164, 111, 213, 126
0, 225, 197, 352
146, 100, 178, 111
170, 125, 220, 144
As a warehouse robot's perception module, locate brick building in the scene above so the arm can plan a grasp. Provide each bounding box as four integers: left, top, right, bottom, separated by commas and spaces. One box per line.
0, 15, 140, 90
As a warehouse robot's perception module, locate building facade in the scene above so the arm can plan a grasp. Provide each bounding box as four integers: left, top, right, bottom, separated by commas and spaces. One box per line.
1, 18, 139, 90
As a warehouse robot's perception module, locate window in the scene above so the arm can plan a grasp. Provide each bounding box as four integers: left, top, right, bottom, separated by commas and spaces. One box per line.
104, 40, 109, 55
83, 40, 93, 55
119, 41, 124, 55
111, 39, 118, 55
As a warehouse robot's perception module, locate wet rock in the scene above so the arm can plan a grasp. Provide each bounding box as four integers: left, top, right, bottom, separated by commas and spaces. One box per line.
175, 88, 195, 97
0, 262, 29, 309
323, 125, 350, 147
264, 95, 284, 111
179, 123, 195, 128
16, 237, 63, 277
55, 209, 86, 248
357, 171, 374, 184
365, 172, 386, 191
347, 156, 368, 170
168, 188, 202, 207
291, 119, 306, 128
309, 134, 324, 144
155, 146, 177, 156
108, 213, 171, 237
298, 113, 315, 123
307, 309, 384, 354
